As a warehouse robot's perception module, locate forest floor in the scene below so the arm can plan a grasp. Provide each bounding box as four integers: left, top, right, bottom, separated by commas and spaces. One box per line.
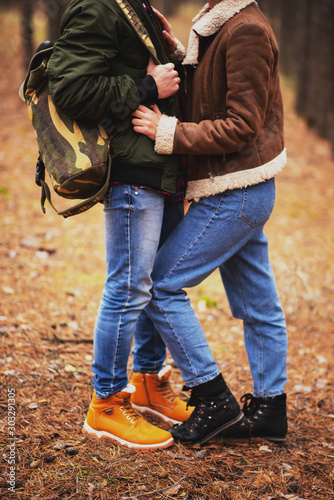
0, 6, 334, 500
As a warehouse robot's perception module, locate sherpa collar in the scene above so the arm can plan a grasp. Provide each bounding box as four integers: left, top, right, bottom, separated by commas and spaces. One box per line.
183, 0, 257, 65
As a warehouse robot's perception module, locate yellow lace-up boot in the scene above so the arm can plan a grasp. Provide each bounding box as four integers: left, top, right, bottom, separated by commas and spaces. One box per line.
130, 365, 194, 425
83, 384, 174, 450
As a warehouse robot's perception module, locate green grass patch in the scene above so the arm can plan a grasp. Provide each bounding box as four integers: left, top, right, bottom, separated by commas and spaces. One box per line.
199, 296, 218, 308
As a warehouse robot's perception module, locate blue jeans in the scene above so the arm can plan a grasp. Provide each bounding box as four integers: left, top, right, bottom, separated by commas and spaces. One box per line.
135, 178, 288, 397
92, 184, 185, 397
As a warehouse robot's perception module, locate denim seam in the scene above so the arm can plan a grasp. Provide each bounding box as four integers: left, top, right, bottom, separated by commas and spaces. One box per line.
111, 187, 132, 392
254, 323, 264, 396
155, 295, 197, 379
160, 194, 225, 283
233, 255, 264, 394
184, 369, 221, 388
153, 330, 162, 372
254, 389, 285, 398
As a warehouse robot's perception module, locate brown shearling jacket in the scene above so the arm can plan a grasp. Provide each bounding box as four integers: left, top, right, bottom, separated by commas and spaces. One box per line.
154, 0, 286, 200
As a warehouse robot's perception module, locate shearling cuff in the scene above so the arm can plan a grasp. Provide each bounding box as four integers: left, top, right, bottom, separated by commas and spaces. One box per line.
154, 115, 178, 155
169, 38, 186, 64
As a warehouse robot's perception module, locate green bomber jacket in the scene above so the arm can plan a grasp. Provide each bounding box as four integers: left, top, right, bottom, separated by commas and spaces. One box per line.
48, 0, 182, 194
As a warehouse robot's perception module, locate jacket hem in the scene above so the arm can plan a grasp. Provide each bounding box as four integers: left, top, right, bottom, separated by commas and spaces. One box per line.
155, 115, 178, 155
110, 161, 167, 192
185, 149, 287, 200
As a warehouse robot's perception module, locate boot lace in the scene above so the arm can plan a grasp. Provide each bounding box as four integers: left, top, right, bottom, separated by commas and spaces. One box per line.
176, 397, 220, 435
240, 393, 262, 419
115, 394, 141, 423
187, 390, 201, 408
155, 378, 175, 402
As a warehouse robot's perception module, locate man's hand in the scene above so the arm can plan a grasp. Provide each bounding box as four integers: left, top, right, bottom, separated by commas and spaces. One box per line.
152, 7, 177, 53
147, 57, 180, 99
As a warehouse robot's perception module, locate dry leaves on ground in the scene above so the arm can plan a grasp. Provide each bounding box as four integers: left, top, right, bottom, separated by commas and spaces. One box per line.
0, 8, 334, 500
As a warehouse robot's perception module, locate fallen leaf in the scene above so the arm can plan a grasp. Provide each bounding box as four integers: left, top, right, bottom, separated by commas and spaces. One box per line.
259, 445, 272, 452
164, 484, 181, 495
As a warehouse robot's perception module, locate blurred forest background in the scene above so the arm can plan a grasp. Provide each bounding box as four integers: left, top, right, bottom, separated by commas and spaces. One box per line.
1, 0, 334, 152
1, 1, 334, 498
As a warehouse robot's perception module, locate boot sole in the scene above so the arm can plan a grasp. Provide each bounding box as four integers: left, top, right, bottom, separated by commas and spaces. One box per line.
131, 403, 182, 426
82, 420, 174, 450
176, 412, 245, 447
196, 411, 245, 446
255, 435, 287, 443
223, 432, 287, 443
224, 435, 287, 443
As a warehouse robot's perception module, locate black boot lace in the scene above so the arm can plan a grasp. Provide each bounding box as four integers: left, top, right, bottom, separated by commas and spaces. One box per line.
186, 391, 201, 408
240, 393, 258, 418
240, 393, 267, 422
175, 395, 223, 435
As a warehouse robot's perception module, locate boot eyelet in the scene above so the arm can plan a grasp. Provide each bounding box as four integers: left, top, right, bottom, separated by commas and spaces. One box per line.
131, 420, 135, 424
120, 407, 123, 411
127, 416, 131, 419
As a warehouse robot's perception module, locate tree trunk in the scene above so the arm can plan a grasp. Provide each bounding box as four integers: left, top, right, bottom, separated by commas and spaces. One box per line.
42, 0, 69, 42
279, 0, 299, 77
257, 0, 281, 43
21, 0, 33, 70
295, 0, 312, 118
302, 1, 334, 138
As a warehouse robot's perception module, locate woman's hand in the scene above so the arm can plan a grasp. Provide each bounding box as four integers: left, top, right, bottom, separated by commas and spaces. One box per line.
152, 7, 177, 53
132, 104, 162, 141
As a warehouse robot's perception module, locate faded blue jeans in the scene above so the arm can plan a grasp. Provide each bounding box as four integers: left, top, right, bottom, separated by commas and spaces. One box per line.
92, 183, 218, 397
134, 178, 288, 397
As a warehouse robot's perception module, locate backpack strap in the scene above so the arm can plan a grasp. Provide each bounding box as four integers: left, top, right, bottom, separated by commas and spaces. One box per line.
19, 43, 54, 102
109, 0, 160, 63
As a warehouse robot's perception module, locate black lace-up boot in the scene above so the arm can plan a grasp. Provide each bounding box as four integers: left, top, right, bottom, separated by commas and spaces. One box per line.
168, 375, 244, 446
222, 393, 287, 442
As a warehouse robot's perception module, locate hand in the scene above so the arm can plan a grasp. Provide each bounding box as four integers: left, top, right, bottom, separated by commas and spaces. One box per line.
152, 7, 177, 53
132, 104, 162, 141
147, 57, 180, 99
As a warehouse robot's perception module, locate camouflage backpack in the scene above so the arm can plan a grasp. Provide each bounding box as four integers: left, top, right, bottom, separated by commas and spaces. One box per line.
19, 41, 112, 218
